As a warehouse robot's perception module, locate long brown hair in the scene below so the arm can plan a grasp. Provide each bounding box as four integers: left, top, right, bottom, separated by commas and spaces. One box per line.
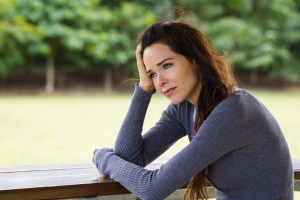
138, 21, 237, 200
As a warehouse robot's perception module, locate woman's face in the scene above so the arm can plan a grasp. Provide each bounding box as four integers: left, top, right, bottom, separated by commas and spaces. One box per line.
143, 43, 202, 105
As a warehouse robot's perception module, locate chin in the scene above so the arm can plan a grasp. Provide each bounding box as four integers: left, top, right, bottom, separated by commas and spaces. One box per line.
169, 98, 184, 105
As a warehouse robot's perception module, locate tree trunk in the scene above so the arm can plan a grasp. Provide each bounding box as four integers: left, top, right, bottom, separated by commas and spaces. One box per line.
45, 45, 56, 93
103, 68, 113, 92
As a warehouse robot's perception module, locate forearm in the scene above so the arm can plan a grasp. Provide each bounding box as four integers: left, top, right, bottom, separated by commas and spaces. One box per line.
113, 84, 154, 166
93, 148, 192, 200
94, 131, 221, 200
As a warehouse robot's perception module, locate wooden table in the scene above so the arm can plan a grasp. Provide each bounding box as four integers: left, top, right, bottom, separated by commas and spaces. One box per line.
0, 159, 299, 200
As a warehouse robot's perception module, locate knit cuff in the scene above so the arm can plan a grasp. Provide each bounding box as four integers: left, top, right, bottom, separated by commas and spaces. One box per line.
135, 83, 156, 95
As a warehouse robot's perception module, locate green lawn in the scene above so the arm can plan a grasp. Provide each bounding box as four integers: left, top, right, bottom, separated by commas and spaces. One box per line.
0, 89, 299, 198
0, 89, 299, 165
0, 92, 170, 165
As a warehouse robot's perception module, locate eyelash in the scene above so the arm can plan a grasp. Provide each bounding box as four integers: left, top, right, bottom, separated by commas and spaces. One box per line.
164, 63, 172, 69
149, 63, 172, 79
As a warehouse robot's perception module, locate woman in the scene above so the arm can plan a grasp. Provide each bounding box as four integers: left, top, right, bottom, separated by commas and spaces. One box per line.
93, 21, 294, 200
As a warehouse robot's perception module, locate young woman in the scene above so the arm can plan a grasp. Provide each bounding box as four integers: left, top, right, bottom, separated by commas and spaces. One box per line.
93, 21, 294, 200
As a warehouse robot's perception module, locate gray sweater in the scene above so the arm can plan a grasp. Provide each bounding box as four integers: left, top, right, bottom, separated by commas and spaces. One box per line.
93, 85, 294, 200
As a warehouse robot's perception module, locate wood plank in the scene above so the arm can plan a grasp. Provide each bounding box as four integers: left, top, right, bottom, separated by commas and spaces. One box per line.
0, 181, 130, 200
0, 159, 299, 200
0, 162, 93, 173
0, 159, 166, 191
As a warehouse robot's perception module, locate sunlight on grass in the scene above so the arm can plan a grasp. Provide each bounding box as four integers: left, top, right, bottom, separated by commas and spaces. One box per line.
0, 93, 169, 165
0, 89, 299, 166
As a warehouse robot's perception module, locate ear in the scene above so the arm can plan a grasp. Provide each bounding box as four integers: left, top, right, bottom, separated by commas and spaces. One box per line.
191, 59, 198, 70
190, 59, 198, 68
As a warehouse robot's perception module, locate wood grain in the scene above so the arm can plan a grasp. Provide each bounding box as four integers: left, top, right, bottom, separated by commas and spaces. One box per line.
0, 159, 299, 200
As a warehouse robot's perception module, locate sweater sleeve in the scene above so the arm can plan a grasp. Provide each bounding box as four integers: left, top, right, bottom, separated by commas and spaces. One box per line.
114, 84, 187, 167
94, 108, 242, 200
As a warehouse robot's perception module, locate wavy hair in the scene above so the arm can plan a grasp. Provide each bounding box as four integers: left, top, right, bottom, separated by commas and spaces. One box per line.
138, 21, 237, 200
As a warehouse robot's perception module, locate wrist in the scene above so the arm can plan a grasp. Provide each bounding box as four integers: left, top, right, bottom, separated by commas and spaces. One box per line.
139, 83, 155, 93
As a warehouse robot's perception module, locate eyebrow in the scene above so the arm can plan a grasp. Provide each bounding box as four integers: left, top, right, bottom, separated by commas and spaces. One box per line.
146, 57, 173, 74
157, 58, 173, 66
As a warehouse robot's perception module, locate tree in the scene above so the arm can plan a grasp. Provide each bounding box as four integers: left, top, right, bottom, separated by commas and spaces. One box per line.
15, 0, 110, 93
1, 0, 299, 89
147, 0, 300, 82
0, 0, 41, 80
86, 1, 156, 91
12, 0, 156, 92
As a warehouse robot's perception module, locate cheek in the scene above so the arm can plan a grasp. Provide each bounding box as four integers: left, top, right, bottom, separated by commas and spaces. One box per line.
171, 69, 184, 85
165, 67, 179, 82
154, 82, 164, 94
151, 78, 162, 93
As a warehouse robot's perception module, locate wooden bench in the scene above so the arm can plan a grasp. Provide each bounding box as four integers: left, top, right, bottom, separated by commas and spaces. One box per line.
0, 159, 299, 200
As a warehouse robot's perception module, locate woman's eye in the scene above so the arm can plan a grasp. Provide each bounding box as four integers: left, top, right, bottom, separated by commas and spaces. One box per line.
149, 73, 157, 79
164, 63, 172, 69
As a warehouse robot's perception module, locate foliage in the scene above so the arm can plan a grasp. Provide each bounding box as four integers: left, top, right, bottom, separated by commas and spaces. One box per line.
151, 0, 300, 81
14, 0, 106, 68
0, 0, 41, 79
0, 0, 299, 84
0, 0, 156, 91
12, 0, 156, 71
87, 1, 156, 71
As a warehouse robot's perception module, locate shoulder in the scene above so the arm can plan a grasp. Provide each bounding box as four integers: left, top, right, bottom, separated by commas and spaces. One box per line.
213, 88, 264, 114
211, 88, 275, 129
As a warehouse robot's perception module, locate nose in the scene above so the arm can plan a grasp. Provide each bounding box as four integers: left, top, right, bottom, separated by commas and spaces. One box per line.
156, 74, 167, 87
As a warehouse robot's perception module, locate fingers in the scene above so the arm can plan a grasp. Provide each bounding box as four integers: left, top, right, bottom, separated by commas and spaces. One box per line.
135, 44, 154, 92
136, 43, 142, 52
100, 173, 110, 179
135, 44, 142, 57
136, 44, 147, 77
136, 44, 145, 71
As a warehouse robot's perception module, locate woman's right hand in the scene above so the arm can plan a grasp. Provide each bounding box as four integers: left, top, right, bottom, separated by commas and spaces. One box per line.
136, 44, 155, 93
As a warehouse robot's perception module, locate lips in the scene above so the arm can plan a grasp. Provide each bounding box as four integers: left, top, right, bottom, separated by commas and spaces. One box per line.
163, 87, 176, 96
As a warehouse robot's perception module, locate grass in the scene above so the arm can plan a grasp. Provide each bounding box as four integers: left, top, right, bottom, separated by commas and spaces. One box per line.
0, 89, 300, 164
0, 92, 170, 165
0, 89, 299, 197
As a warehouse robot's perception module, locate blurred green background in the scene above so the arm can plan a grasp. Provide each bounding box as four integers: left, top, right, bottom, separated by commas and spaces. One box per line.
0, 0, 299, 93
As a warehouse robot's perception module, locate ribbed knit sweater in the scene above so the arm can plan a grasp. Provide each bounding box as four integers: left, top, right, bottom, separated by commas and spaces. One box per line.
93, 85, 294, 200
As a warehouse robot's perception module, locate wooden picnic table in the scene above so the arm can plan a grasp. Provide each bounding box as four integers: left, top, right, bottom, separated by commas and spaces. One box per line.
0, 158, 299, 200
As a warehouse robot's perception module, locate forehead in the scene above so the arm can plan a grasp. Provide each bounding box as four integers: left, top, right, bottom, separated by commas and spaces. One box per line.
143, 43, 176, 67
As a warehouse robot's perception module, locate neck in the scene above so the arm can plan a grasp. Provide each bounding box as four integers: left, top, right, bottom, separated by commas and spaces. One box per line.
188, 83, 202, 106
